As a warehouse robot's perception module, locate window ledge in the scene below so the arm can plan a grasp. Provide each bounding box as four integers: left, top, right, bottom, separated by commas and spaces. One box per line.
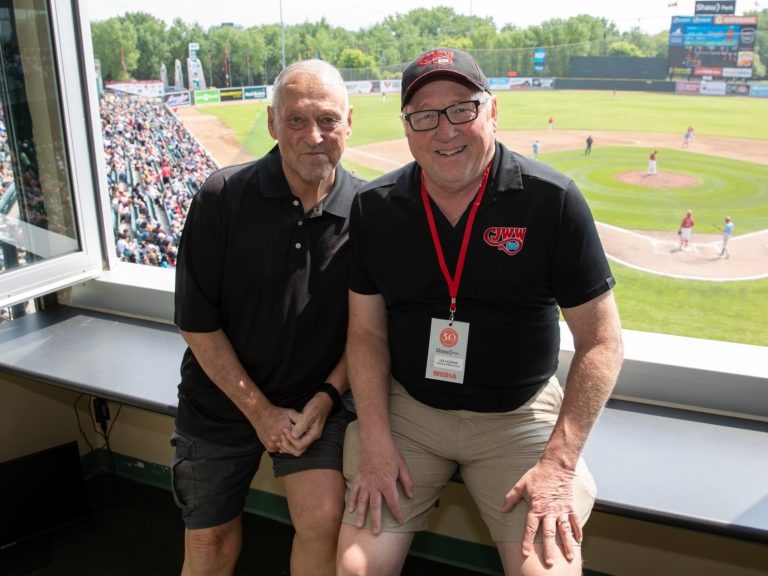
0, 306, 766, 543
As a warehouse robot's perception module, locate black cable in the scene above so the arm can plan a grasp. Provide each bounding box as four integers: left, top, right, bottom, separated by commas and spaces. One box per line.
66, 394, 125, 543
74, 393, 95, 457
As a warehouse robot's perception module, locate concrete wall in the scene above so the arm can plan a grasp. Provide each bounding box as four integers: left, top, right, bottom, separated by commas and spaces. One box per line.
3, 372, 767, 576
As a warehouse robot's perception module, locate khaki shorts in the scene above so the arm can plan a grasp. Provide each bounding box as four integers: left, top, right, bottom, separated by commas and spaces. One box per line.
342, 378, 596, 542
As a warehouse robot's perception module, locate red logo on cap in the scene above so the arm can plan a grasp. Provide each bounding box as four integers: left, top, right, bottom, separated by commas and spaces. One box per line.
418, 50, 454, 67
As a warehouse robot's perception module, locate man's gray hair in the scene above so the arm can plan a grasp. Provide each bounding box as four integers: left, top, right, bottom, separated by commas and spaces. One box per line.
271, 59, 348, 114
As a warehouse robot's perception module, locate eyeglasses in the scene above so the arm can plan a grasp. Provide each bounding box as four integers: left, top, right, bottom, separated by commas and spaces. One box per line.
401, 98, 488, 132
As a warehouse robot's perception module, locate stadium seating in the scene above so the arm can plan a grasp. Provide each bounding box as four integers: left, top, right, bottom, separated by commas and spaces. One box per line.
99, 91, 218, 267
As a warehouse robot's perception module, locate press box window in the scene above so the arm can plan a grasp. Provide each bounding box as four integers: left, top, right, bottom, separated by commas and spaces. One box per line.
0, 0, 102, 308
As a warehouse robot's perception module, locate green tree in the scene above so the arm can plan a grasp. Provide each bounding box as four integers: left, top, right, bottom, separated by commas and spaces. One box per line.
240, 28, 267, 86
526, 15, 618, 76
91, 18, 139, 82
752, 51, 766, 80
745, 8, 768, 79
468, 17, 498, 50
620, 27, 668, 57
120, 12, 170, 81
337, 47, 375, 68
91, 7, 719, 85
495, 27, 537, 76
607, 41, 645, 57
207, 25, 241, 87
259, 25, 284, 84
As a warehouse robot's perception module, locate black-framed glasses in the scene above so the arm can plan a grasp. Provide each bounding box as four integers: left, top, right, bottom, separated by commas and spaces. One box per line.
401, 98, 488, 132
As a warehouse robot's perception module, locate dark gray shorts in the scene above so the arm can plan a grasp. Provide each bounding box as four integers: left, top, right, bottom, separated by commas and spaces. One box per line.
171, 406, 355, 529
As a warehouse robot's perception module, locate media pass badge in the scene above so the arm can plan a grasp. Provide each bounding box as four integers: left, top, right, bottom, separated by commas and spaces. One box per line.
425, 318, 469, 383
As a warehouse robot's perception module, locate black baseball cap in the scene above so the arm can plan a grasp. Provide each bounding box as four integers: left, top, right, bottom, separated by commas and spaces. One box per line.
401, 48, 491, 110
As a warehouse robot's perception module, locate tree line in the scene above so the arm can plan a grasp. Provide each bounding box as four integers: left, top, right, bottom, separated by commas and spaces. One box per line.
91, 7, 768, 87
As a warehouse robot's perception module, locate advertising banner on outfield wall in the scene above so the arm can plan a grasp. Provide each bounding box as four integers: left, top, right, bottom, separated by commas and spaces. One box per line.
220, 88, 244, 102
700, 80, 727, 95
244, 86, 268, 100
106, 80, 164, 98
750, 85, 768, 98
194, 89, 221, 104
380, 79, 401, 93
675, 81, 702, 94
345, 81, 374, 95
726, 83, 750, 95
164, 91, 191, 106
488, 77, 554, 90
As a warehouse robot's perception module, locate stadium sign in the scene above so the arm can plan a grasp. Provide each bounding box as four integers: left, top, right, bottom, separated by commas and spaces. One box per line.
194, 89, 220, 104
694, 1, 736, 15
667, 13, 757, 79
244, 86, 267, 100
220, 88, 244, 102
164, 91, 191, 106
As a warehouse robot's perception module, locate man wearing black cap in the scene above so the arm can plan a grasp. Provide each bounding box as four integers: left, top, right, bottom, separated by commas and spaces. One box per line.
337, 48, 623, 575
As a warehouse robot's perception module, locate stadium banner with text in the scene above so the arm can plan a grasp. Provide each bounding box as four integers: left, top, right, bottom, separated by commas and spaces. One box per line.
164, 91, 191, 106
488, 77, 554, 91
700, 80, 727, 95
345, 81, 374, 95
380, 79, 402, 93
675, 81, 703, 93
193, 89, 221, 104
244, 86, 268, 100
694, 0, 736, 15
750, 85, 768, 98
219, 88, 244, 102
726, 83, 750, 95
667, 14, 758, 79
106, 80, 164, 98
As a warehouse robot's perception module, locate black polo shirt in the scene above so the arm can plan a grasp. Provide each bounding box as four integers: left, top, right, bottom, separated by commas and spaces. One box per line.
175, 145, 365, 443
350, 141, 615, 412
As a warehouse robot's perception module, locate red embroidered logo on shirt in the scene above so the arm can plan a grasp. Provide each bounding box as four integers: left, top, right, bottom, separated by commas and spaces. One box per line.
483, 227, 527, 256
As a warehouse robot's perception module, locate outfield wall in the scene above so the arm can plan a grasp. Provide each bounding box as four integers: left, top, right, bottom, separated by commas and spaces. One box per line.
167, 77, 767, 107
555, 78, 676, 92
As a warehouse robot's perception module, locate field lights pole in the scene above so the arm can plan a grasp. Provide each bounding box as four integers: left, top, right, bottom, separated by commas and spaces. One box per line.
279, 0, 287, 71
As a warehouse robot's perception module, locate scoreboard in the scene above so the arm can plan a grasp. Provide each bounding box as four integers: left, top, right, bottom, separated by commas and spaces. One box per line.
667, 14, 758, 78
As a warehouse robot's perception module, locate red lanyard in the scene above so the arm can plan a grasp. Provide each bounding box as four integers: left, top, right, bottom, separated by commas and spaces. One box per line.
420, 163, 491, 324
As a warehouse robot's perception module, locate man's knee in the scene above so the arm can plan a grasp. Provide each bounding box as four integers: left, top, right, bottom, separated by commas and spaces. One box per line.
293, 498, 344, 542
499, 541, 583, 576
337, 543, 368, 576
184, 520, 241, 575
337, 526, 413, 576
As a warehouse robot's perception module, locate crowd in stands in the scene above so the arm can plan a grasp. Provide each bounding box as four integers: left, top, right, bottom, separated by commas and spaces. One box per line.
0, 113, 15, 206
99, 91, 218, 267
1, 108, 49, 274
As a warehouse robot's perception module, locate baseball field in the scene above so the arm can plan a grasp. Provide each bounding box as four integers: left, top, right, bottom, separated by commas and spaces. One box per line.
175, 90, 768, 346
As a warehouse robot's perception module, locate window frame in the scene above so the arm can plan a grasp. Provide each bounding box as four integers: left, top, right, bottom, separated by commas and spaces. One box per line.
0, 0, 105, 308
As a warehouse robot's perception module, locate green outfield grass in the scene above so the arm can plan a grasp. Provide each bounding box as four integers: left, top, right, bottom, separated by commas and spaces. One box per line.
199, 92, 768, 346
611, 262, 768, 345
344, 90, 768, 145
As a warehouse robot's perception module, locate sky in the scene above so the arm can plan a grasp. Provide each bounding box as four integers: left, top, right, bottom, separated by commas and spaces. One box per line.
87, 0, 711, 35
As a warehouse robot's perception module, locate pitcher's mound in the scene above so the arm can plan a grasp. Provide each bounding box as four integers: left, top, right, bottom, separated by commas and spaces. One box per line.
616, 171, 699, 188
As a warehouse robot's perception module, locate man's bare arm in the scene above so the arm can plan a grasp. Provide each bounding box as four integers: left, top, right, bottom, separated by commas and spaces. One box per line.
346, 290, 413, 533
180, 328, 291, 451
504, 290, 623, 564
542, 290, 624, 470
